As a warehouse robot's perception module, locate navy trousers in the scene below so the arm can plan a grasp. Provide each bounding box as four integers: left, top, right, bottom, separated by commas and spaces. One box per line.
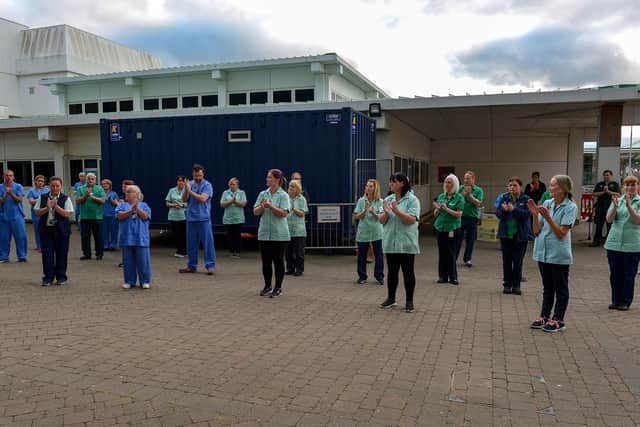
607, 250, 640, 307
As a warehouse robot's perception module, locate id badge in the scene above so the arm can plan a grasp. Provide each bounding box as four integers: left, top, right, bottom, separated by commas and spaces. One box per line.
448, 231, 454, 238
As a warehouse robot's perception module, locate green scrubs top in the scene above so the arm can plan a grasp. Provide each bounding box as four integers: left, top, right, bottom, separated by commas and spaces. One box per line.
460, 185, 484, 218
254, 187, 290, 241
287, 195, 308, 237
382, 192, 421, 254
77, 184, 106, 220
354, 196, 384, 242
221, 189, 247, 225
434, 192, 465, 232
604, 195, 640, 253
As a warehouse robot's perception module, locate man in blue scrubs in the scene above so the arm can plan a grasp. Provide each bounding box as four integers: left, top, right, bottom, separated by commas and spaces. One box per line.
0, 170, 28, 263
179, 164, 216, 275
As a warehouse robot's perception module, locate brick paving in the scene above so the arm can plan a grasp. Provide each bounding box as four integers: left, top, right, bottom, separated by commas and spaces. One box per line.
0, 224, 639, 426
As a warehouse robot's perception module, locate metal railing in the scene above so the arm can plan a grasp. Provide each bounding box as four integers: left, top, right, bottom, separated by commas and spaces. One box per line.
306, 203, 356, 249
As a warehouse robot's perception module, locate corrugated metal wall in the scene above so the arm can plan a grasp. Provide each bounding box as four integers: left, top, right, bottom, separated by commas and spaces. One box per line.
101, 108, 376, 230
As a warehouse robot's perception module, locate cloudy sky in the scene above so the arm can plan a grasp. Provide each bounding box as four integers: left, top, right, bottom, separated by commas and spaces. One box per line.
2, 0, 639, 97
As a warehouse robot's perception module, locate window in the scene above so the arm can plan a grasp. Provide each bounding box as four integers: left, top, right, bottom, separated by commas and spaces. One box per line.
229, 93, 247, 106
273, 90, 292, 103
70, 159, 84, 184
102, 101, 117, 113
33, 161, 55, 181
7, 161, 33, 186
162, 97, 178, 109
84, 103, 99, 114
182, 96, 199, 108
69, 158, 100, 184
119, 100, 134, 111
69, 104, 82, 115
420, 161, 429, 185
227, 130, 252, 143
28, 87, 35, 95
393, 155, 428, 185
201, 95, 218, 107
295, 89, 315, 102
250, 91, 268, 105
144, 99, 159, 110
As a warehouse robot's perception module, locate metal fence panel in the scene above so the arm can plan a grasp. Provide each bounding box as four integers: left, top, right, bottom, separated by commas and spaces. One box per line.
306, 203, 356, 249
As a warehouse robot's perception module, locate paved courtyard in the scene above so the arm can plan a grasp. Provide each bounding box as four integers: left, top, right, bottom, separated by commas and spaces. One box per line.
0, 224, 639, 426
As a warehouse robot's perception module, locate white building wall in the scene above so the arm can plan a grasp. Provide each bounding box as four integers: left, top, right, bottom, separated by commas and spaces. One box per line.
377, 114, 431, 211
329, 74, 365, 101
0, 18, 27, 117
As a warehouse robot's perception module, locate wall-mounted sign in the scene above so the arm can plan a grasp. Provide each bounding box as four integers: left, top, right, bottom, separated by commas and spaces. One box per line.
110, 123, 120, 142
325, 113, 342, 124
317, 205, 341, 223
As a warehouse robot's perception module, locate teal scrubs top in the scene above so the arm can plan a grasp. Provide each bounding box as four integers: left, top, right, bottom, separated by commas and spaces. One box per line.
165, 186, 186, 221
382, 192, 421, 254
220, 189, 247, 225
533, 197, 578, 265
604, 195, 640, 253
354, 196, 384, 242
116, 202, 151, 247
288, 195, 308, 237
254, 187, 290, 241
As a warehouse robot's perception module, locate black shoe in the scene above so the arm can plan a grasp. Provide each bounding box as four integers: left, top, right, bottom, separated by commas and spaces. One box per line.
96, 255, 103, 260
380, 299, 397, 309
503, 286, 512, 294
464, 261, 472, 268
80, 255, 91, 260
293, 272, 302, 277
376, 280, 384, 286
357, 278, 366, 284
437, 278, 448, 284
530, 316, 548, 329
450, 279, 459, 285
608, 303, 619, 310
512, 288, 522, 295
118, 263, 123, 268
617, 305, 630, 311
270, 288, 282, 298
260, 287, 272, 296
405, 303, 415, 313
284, 271, 294, 275
589, 242, 600, 247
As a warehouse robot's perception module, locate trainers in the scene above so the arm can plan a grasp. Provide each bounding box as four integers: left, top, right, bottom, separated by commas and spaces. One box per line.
357, 278, 366, 284
512, 288, 522, 295
206, 268, 215, 276
174, 253, 185, 258
231, 253, 240, 259
380, 299, 397, 309
260, 287, 272, 296
608, 303, 619, 310
376, 280, 384, 286
542, 319, 566, 333
293, 271, 302, 277
17, 259, 27, 263
617, 305, 630, 311
41, 281, 52, 287
405, 303, 415, 313
530, 316, 548, 329
55, 280, 67, 286
0, 259, 9, 264
437, 278, 448, 284
450, 279, 459, 285
270, 288, 282, 298
122, 283, 131, 289
80, 255, 91, 260
285, 271, 294, 275
464, 261, 473, 268
142, 283, 150, 289
179, 267, 196, 273
503, 286, 512, 294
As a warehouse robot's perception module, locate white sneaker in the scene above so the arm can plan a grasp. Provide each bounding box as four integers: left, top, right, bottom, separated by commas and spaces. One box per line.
122, 283, 131, 289
174, 253, 185, 258
142, 283, 150, 289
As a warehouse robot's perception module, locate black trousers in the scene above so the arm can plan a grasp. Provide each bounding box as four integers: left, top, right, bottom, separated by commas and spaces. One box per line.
538, 262, 570, 321
81, 219, 103, 257
500, 238, 528, 289
437, 230, 460, 281
286, 236, 305, 273
226, 224, 242, 254
593, 209, 612, 244
260, 241, 287, 290
170, 220, 187, 255
386, 253, 416, 304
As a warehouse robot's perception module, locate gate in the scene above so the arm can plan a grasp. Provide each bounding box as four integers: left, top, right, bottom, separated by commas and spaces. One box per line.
306, 203, 356, 249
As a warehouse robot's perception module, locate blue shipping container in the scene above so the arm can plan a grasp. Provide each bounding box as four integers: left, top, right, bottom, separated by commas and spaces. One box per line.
100, 107, 376, 232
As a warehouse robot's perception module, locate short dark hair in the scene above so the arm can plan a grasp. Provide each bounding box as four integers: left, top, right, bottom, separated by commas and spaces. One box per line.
389, 172, 411, 197
508, 176, 523, 186
603, 170, 613, 175
176, 175, 186, 181
531, 171, 540, 178
192, 164, 204, 173
49, 176, 62, 185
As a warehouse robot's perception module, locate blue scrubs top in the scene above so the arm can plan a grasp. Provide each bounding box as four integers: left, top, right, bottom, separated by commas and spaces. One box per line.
28, 187, 49, 217
186, 179, 213, 222
116, 202, 151, 247
0, 183, 26, 220
103, 191, 119, 217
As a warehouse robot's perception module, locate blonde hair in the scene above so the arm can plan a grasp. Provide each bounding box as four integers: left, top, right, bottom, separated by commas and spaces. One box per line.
228, 177, 239, 186
101, 179, 112, 190
443, 174, 460, 194
288, 180, 302, 197
125, 184, 144, 201
363, 179, 381, 200
623, 175, 638, 185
